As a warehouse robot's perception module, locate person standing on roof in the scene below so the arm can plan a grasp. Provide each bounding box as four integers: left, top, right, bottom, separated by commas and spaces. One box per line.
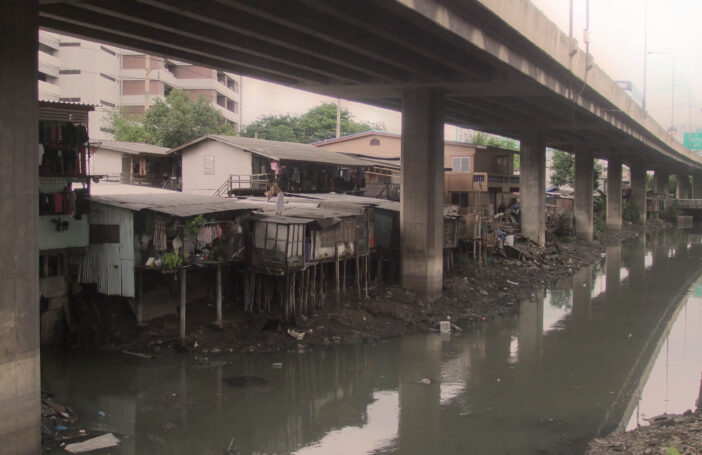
266, 180, 285, 215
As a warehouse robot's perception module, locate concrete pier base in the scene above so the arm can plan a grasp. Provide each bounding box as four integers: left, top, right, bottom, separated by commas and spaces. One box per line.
575, 147, 594, 241
520, 135, 546, 246
0, 1, 41, 453
606, 157, 622, 230
676, 174, 691, 199
400, 90, 444, 297
654, 170, 669, 195
630, 163, 647, 224
693, 174, 702, 199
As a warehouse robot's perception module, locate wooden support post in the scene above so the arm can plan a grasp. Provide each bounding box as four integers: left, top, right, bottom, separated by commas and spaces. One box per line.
136, 268, 143, 324
291, 271, 296, 316
364, 255, 369, 299
343, 257, 347, 297
304, 268, 310, 315
335, 246, 341, 307
355, 247, 361, 301
284, 273, 290, 319
215, 264, 222, 327
320, 262, 325, 306
179, 268, 187, 342
377, 251, 383, 286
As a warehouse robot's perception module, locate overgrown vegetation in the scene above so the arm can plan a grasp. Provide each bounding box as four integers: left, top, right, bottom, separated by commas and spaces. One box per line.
550, 150, 603, 189
241, 103, 380, 143
623, 202, 641, 223
109, 88, 236, 148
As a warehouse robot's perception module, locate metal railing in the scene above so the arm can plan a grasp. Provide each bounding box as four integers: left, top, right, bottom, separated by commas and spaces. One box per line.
487, 174, 520, 185
376, 182, 400, 201
213, 173, 271, 197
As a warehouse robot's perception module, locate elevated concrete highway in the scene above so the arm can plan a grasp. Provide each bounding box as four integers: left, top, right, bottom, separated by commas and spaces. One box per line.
2, 1, 702, 451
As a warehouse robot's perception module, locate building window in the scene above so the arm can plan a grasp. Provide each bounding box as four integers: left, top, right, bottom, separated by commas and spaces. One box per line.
59, 42, 81, 47
100, 73, 116, 82
38, 72, 58, 84
370, 138, 380, 146
100, 45, 117, 56
90, 224, 120, 244
452, 156, 470, 172
99, 100, 116, 108
58, 97, 81, 103
203, 155, 215, 175
496, 155, 508, 167
38, 43, 56, 56
450, 192, 469, 207
59, 69, 81, 75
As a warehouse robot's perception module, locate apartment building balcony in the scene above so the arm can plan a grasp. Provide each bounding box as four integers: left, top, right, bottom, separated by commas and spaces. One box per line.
38, 80, 61, 100
38, 54, 60, 75
176, 77, 240, 101
38, 32, 60, 52
214, 104, 240, 124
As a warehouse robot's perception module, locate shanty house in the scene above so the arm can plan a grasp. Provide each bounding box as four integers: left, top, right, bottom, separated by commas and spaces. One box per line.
90, 140, 177, 189
168, 134, 372, 196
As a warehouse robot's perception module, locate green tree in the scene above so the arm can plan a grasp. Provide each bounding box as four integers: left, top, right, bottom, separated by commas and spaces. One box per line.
109, 88, 235, 148
550, 150, 602, 189
242, 103, 377, 143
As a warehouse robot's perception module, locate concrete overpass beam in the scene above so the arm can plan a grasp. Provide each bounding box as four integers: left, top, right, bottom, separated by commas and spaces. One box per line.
654, 170, 669, 196
0, 1, 41, 453
520, 134, 546, 246
575, 146, 594, 241
606, 157, 622, 231
630, 162, 647, 224
693, 174, 702, 199
400, 90, 444, 297
676, 174, 690, 199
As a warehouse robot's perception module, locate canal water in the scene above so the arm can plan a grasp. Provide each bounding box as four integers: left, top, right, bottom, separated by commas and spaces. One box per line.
43, 229, 702, 455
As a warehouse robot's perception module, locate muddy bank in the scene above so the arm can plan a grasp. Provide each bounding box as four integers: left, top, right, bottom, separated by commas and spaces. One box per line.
62, 222, 659, 357
586, 410, 702, 455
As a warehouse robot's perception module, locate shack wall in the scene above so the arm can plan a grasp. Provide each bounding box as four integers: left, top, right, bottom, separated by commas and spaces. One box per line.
80, 202, 135, 297
39, 180, 89, 251
181, 140, 253, 196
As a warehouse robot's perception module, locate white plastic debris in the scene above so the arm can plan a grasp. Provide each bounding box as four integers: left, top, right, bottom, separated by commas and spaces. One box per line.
65, 433, 120, 453
439, 321, 451, 334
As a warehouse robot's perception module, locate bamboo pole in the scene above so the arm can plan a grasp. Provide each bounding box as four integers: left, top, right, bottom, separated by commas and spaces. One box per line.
335, 246, 341, 307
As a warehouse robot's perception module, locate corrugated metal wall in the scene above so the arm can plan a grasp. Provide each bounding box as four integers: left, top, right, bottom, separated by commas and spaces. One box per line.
79, 202, 135, 297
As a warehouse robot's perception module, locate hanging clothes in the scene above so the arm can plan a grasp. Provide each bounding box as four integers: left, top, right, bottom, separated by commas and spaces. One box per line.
139, 159, 147, 176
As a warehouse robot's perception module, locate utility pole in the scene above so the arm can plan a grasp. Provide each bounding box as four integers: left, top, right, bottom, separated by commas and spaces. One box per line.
642, 0, 648, 110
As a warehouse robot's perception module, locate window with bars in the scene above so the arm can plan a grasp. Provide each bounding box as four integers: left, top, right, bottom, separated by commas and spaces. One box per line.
452, 156, 470, 172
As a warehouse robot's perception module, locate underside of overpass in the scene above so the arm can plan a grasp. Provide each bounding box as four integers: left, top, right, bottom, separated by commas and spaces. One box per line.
3, 1, 702, 451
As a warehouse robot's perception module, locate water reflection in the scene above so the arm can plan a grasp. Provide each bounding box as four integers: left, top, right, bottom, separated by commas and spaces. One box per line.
42, 229, 702, 455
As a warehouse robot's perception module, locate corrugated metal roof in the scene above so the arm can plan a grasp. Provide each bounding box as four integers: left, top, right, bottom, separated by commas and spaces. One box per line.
90, 193, 260, 217
170, 134, 370, 166
96, 140, 170, 156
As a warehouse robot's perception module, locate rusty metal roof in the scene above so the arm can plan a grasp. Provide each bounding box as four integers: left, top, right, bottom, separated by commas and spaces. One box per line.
90, 193, 259, 217
169, 134, 370, 167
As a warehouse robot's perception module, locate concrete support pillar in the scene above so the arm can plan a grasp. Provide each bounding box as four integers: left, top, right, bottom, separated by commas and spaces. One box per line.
676, 174, 691, 199
520, 135, 546, 246
629, 162, 647, 224
574, 147, 594, 241
0, 1, 41, 453
693, 174, 702, 199
400, 90, 444, 297
606, 157, 622, 230
654, 170, 669, 195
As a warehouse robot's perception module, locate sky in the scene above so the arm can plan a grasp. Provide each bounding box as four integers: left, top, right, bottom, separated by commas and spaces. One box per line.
241, 0, 702, 142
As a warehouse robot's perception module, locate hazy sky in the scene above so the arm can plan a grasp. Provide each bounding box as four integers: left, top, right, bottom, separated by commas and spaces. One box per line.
241, 0, 701, 140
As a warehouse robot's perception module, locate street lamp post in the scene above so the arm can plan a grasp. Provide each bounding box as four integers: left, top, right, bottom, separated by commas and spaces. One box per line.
647, 51, 676, 133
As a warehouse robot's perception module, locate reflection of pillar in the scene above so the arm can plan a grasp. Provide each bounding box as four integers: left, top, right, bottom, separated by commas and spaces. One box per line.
572, 266, 593, 327
398, 336, 441, 454
400, 90, 444, 297
0, 2, 41, 453
605, 245, 622, 303
627, 235, 646, 285
606, 157, 622, 230
517, 292, 544, 369
630, 162, 647, 224
520, 134, 546, 246
575, 146, 594, 241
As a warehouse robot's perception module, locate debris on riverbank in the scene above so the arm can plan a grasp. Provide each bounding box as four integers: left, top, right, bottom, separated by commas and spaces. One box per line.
585, 409, 702, 455
61, 222, 655, 357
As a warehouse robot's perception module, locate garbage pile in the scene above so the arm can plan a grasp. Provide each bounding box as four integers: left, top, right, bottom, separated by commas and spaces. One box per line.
42, 391, 120, 453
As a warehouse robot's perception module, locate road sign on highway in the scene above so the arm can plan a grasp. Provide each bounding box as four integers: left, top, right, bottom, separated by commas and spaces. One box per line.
684, 132, 702, 150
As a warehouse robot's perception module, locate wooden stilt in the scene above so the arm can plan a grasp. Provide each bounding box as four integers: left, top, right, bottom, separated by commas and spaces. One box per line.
304, 268, 310, 315
335, 246, 341, 307
377, 250, 383, 287
364, 255, 369, 299
215, 264, 222, 326
179, 267, 187, 342
355, 248, 361, 301
136, 268, 143, 324
342, 256, 347, 298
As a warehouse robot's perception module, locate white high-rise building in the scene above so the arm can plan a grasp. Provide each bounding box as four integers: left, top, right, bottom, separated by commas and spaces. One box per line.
38, 31, 242, 141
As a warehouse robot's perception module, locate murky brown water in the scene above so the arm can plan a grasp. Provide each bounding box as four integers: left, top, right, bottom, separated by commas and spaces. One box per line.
43, 229, 702, 454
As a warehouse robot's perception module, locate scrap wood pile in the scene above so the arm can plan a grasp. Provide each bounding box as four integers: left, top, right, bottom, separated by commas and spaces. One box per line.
546, 211, 574, 239
42, 391, 120, 453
